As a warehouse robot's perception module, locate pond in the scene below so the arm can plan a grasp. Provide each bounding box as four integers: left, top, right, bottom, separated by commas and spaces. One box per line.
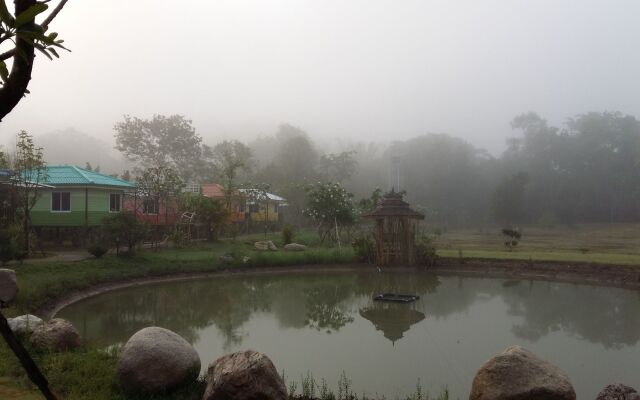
57, 270, 640, 399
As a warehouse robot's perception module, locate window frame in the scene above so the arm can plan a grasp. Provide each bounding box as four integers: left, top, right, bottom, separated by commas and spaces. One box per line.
109, 193, 122, 213
142, 198, 158, 215
51, 191, 71, 213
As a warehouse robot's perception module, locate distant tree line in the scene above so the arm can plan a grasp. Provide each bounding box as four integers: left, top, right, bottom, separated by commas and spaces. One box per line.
111, 111, 640, 229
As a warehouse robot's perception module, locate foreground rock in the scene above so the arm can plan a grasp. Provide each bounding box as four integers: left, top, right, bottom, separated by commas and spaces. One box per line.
203, 350, 286, 400
8, 314, 44, 335
117, 327, 200, 393
470, 346, 575, 400
30, 318, 82, 351
0, 268, 17, 304
284, 243, 307, 252
596, 384, 639, 400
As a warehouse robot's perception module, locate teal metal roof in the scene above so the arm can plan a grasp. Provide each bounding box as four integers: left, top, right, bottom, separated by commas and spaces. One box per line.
27, 165, 135, 188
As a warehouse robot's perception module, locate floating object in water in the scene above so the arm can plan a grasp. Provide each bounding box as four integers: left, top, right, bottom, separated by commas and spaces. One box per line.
374, 293, 420, 303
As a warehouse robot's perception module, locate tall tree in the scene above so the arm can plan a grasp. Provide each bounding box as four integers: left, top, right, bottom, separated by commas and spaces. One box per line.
491, 172, 529, 226
114, 115, 209, 181
0, 0, 69, 121
318, 151, 357, 183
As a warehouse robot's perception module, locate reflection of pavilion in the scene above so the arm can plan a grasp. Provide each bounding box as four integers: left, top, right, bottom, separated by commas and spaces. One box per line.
359, 303, 425, 344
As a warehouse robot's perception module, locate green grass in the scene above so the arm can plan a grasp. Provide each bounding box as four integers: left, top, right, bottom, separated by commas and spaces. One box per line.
433, 223, 640, 266
5, 237, 355, 318
0, 343, 448, 400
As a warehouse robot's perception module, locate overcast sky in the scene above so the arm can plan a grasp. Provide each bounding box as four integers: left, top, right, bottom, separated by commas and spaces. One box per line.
1, 0, 639, 154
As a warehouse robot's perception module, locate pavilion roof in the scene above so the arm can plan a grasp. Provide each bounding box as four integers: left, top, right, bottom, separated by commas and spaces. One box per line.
362, 189, 424, 220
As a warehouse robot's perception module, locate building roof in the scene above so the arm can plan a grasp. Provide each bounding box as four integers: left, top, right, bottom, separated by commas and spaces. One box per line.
201, 183, 226, 198
26, 165, 135, 188
239, 189, 286, 202
362, 189, 424, 220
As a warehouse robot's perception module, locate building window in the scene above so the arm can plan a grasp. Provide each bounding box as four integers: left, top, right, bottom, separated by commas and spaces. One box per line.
109, 193, 121, 212
249, 203, 259, 213
52, 192, 71, 212
143, 198, 158, 215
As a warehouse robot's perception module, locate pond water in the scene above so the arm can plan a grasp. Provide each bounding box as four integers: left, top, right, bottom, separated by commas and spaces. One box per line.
57, 270, 640, 399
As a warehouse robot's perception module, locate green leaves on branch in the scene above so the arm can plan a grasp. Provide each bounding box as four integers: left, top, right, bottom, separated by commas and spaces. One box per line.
0, 0, 14, 27
0, 0, 69, 84
15, 2, 48, 28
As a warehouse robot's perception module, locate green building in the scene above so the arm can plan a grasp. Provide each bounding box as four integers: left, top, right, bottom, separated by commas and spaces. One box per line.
30, 165, 135, 228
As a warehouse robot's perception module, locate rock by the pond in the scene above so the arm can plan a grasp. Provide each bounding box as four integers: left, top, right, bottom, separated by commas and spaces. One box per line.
254, 241, 278, 251
30, 318, 82, 351
8, 314, 44, 335
0, 268, 17, 305
219, 254, 234, 263
596, 384, 640, 400
203, 350, 287, 400
284, 243, 307, 252
470, 345, 576, 400
117, 327, 200, 393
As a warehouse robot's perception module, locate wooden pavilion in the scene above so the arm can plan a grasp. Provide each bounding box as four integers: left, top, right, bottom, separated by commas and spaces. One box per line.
363, 189, 424, 266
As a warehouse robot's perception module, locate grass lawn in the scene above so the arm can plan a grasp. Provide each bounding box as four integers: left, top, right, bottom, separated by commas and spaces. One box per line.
5, 233, 355, 318
433, 223, 640, 266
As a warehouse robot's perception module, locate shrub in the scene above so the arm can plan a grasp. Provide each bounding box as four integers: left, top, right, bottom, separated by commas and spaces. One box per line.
169, 230, 189, 248
352, 234, 375, 263
101, 213, 149, 255
415, 235, 437, 267
282, 223, 295, 245
87, 243, 108, 258
0, 227, 17, 264
501, 227, 522, 251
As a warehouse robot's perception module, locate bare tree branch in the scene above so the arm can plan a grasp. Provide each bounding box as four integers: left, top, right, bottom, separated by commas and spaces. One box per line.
0, 49, 14, 61
41, 0, 68, 29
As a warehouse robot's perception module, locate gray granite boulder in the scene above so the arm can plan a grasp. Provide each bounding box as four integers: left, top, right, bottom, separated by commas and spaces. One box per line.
254, 241, 277, 251
284, 243, 307, 252
596, 384, 639, 400
0, 268, 17, 305
203, 350, 286, 400
117, 327, 200, 393
470, 346, 576, 400
30, 318, 82, 351
8, 314, 44, 335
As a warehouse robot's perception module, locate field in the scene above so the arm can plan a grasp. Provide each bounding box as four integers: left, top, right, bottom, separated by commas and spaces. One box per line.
433, 223, 640, 265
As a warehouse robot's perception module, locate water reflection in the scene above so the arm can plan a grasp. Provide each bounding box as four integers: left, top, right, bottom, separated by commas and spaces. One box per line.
60, 271, 640, 350
359, 303, 426, 344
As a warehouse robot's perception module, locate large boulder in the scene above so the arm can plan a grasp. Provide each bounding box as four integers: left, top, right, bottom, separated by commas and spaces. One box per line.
284, 243, 307, 252
30, 318, 82, 351
254, 241, 277, 251
8, 314, 44, 335
470, 346, 575, 400
117, 327, 200, 393
596, 384, 640, 400
203, 350, 287, 400
0, 268, 17, 305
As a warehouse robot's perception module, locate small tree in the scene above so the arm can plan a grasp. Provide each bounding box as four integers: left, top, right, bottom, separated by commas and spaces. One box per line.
304, 182, 356, 245
12, 130, 46, 254
179, 193, 229, 241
